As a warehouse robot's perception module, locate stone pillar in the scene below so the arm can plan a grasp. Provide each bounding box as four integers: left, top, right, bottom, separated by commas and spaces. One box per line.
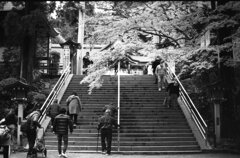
17, 103, 24, 145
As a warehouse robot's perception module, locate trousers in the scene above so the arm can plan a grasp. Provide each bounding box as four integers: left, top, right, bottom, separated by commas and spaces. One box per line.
57, 134, 68, 154
101, 129, 112, 154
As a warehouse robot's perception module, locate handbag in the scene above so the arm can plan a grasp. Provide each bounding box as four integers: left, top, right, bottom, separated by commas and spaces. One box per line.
0, 125, 11, 142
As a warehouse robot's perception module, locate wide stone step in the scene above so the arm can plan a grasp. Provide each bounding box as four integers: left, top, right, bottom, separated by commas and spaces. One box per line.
81, 106, 178, 109
79, 119, 187, 123
75, 113, 182, 117
45, 145, 200, 151
46, 128, 192, 133
77, 110, 182, 114
70, 124, 189, 130
45, 132, 193, 137
46, 140, 198, 146
68, 84, 160, 87
119, 122, 188, 125
44, 136, 196, 142
76, 122, 189, 127
66, 87, 164, 90
71, 97, 166, 100
64, 94, 166, 97
80, 108, 181, 111
78, 115, 185, 119
67, 99, 165, 102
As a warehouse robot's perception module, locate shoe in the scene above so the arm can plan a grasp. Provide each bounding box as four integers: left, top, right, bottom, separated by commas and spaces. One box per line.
158, 88, 161, 91
106, 153, 111, 156
62, 153, 67, 158
58, 154, 62, 157
101, 151, 107, 154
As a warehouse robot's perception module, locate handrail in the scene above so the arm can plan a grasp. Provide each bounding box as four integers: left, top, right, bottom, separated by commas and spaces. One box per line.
38, 66, 71, 124
166, 65, 208, 142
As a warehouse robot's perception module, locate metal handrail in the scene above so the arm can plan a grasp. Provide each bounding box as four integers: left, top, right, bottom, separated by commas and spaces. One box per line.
166, 65, 208, 141
38, 66, 71, 124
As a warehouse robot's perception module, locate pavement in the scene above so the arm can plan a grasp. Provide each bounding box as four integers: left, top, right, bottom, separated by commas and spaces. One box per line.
2, 151, 240, 158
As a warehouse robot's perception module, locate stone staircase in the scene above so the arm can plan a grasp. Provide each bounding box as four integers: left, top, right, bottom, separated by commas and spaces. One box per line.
44, 75, 201, 153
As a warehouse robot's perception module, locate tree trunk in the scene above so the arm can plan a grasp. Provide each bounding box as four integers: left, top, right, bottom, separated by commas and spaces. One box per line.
20, 1, 37, 83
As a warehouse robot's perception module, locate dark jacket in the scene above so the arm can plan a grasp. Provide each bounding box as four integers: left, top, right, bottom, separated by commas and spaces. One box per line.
83, 56, 93, 68
166, 82, 180, 96
97, 114, 118, 130
53, 114, 73, 135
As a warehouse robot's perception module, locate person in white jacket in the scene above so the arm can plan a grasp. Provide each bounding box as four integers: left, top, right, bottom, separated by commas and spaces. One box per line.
155, 63, 167, 91
66, 92, 82, 127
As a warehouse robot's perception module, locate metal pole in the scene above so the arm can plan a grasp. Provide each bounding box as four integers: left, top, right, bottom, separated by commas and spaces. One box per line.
117, 61, 120, 151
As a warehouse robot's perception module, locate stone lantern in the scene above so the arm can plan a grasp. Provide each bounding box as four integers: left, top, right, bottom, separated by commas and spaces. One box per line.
4, 80, 32, 145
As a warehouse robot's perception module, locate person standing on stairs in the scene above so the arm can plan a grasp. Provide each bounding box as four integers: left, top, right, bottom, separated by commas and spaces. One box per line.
66, 92, 83, 127
155, 62, 167, 91
97, 109, 118, 155
166, 78, 180, 108
53, 108, 73, 158
151, 56, 162, 84
83, 52, 93, 74
25, 109, 42, 158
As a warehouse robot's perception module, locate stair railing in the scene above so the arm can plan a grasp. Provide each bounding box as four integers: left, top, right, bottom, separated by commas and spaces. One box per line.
38, 66, 71, 124
165, 65, 208, 145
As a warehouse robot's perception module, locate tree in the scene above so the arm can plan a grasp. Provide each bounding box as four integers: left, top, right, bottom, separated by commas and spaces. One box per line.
77, 1, 207, 92
2, 1, 57, 83
51, 1, 95, 43
178, 1, 240, 88
86, 1, 203, 46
